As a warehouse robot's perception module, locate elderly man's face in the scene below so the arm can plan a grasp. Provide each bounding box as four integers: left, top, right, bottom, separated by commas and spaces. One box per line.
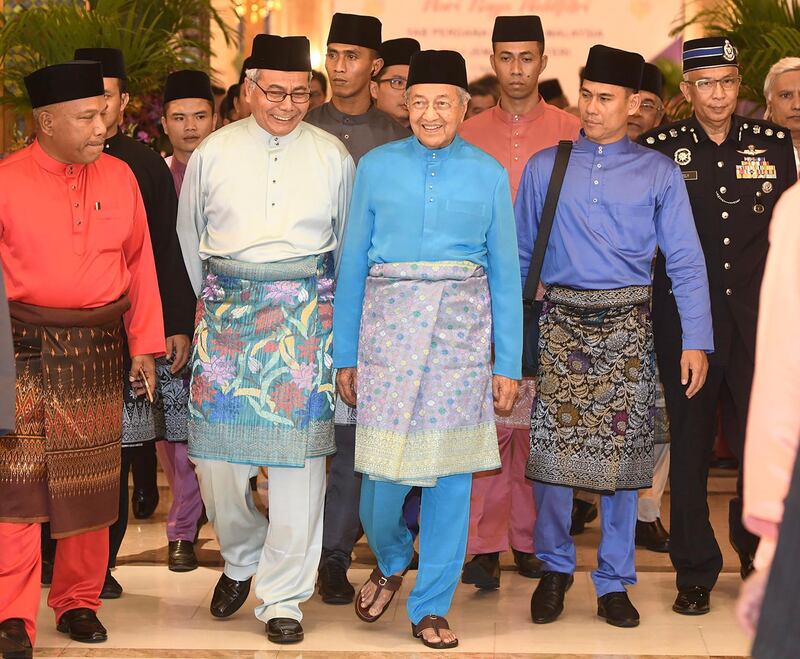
627, 89, 664, 140
247, 69, 311, 136
768, 69, 800, 133
680, 65, 740, 127
408, 83, 467, 149
326, 43, 382, 100
39, 95, 107, 164
579, 80, 640, 144
371, 64, 410, 126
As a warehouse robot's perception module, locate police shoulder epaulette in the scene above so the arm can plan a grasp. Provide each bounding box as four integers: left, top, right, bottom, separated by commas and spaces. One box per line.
644, 122, 689, 145
740, 120, 788, 141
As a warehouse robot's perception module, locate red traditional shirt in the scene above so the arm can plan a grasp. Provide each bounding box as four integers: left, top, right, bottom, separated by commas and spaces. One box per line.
460, 99, 580, 202
0, 140, 165, 356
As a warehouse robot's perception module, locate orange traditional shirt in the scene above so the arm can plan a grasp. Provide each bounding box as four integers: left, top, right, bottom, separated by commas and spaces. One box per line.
0, 140, 165, 357
460, 100, 580, 202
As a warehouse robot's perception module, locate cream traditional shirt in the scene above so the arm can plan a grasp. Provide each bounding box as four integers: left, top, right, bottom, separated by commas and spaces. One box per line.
177, 115, 355, 294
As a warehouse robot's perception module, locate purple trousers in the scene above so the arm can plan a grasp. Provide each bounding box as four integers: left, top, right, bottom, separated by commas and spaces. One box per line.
155, 441, 204, 542
467, 424, 537, 554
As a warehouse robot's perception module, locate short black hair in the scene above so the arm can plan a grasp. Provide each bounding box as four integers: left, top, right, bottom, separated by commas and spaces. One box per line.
467, 74, 500, 101
211, 84, 225, 96
220, 84, 239, 120
311, 69, 328, 96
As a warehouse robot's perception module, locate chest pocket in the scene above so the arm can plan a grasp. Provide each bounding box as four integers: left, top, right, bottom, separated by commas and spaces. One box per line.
605, 203, 654, 246
91, 209, 130, 253
441, 199, 489, 241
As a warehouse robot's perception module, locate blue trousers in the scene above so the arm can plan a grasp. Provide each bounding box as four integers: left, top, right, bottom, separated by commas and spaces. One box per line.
533, 482, 638, 597
360, 473, 471, 624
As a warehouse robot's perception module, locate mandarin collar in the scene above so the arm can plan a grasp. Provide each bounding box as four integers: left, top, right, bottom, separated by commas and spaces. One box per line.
104, 130, 123, 151
322, 101, 379, 126
492, 97, 547, 125
410, 133, 463, 161
31, 139, 86, 177
573, 130, 633, 156
245, 115, 302, 148
687, 113, 743, 146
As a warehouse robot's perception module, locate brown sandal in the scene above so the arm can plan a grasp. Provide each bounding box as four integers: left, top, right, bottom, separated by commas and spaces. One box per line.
412, 614, 459, 649
354, 568, 403, 623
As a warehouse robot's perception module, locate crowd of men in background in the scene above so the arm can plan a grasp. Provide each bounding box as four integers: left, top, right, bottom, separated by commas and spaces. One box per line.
1, 9, 800, 659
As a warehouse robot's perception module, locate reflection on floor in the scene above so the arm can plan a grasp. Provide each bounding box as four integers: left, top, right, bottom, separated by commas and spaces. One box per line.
35, 469, 751, 658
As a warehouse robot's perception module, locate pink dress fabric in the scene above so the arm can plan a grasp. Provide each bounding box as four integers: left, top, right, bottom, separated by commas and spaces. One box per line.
743, 182, 800, 571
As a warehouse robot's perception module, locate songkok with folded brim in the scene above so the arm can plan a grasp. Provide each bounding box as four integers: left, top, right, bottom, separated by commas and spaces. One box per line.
539, 78, 563, 102
249, 34, 311, 72
327, 13, 381, 51
583, 45, 644, 90
163, 70, 215, 105
379, 38, 421, 67
407, 50, 468, 91
640, 63, 664, 97
682, 37, 738, 72
24, 61, 104, 109
74, 47, 126, 79
492, 15, 545, 45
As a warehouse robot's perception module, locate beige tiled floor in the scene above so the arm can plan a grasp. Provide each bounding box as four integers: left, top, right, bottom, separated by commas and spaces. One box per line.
34, 469, 751, 658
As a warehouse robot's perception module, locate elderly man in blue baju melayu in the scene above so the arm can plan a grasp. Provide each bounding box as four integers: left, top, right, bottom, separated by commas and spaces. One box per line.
333, 49, 522, 650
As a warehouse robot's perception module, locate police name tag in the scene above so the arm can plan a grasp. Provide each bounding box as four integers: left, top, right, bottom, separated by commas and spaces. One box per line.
682, 171, 698, 181
736, 157, 777, 179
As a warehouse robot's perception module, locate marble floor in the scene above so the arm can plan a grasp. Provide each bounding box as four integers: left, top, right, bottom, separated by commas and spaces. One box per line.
32, 469, 752, 659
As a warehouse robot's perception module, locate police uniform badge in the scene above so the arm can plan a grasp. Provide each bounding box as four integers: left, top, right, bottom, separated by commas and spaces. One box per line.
674, 148, 692, 166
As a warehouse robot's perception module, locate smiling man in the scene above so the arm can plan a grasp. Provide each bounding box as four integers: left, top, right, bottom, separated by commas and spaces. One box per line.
641, 37, 797, 616
305, 12, 410, 607
0, 60, 163, 655
176, 34, 353, 645
334, 49, 522, 649
517, 44, 712, 628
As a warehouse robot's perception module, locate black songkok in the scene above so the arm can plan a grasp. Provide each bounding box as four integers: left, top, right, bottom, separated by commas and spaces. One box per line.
163, 70, 215, 106
492, 15, 545, 45
640, 63, 664, 97
379, 38, 421, 67
407, 50, 468, 91
682, 37, 738, 73
73, 47, 126, 79
327, 13, 382, 51
24, 61, 104, 109
249, 34, 311, 72
583, 45, 644, 90
539, 78, 563, 102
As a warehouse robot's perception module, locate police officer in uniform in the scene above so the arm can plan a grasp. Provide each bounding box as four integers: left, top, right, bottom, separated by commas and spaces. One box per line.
641, 37, 797, 616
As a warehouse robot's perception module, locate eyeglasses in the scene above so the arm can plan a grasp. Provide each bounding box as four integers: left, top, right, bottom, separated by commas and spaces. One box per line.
639, 101, 663, 113
376, 76, 407, 91
250, 79, 311, 104
685, 75, 742, 93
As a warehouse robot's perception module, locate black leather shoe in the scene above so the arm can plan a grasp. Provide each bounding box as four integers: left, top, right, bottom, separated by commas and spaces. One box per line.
462, 552, 500, 590
597, 591, 640, 627
635, 518, 670, 553
530, 571, 573, 623
318, 560, 355, 604
673, 586, 710, 615
265, 617, 304, 644
513, 549, 544, 579
56, 608, 107, 643
99, 569, 122, 599
168, 540, 198, 572
132, 487, 159, 519
41, 556, 54, 587
0, 619, 32, 659
570, 499, 598, 535
210, 574, 251, 618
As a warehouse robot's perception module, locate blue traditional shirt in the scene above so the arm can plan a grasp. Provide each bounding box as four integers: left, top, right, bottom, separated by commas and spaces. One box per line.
515, 132, 713, 352
334, 134, 523, 379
